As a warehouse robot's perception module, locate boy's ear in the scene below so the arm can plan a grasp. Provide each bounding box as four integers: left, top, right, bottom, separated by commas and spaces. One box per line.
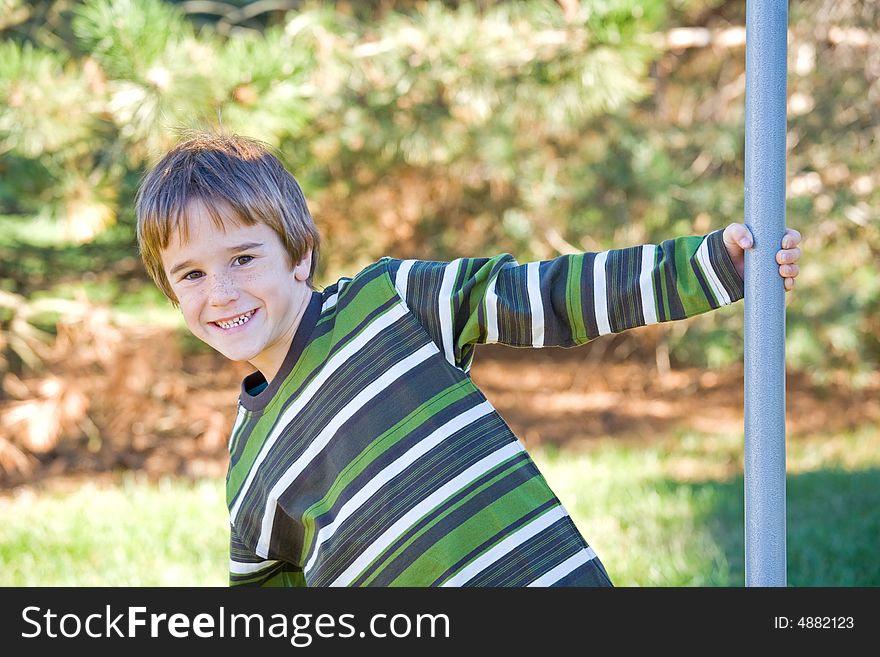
293, 249, 312, 281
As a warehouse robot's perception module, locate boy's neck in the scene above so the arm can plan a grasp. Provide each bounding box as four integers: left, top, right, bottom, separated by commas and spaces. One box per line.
248, 288, 315, 385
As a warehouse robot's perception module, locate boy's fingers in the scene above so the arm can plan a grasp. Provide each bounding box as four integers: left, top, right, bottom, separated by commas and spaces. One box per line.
726, 225, 801, 249
782, 228, 801, 248
725, 222, 753, 248
776, 247, 801, 264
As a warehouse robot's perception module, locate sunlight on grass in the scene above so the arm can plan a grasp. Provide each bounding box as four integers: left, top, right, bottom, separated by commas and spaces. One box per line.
533, 440, 739, 586
0, 475, 227, 586
532, 423, 880, 587
1, 424, 877, 586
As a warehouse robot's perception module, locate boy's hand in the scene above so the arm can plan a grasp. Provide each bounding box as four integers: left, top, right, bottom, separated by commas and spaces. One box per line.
722, 223, 802, 292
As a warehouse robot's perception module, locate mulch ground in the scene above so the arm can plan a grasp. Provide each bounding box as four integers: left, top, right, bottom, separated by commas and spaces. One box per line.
2, 337, 877, 492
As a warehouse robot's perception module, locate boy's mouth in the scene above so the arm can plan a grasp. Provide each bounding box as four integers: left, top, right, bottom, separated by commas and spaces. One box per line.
211, 309, 257, 330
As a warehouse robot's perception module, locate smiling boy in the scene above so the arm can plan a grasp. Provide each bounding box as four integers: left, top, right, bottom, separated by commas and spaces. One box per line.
161, 200, 313, 383
136, 133, 801, 587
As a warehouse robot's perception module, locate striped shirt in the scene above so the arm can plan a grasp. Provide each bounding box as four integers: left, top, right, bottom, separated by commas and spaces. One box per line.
226, 228, 744, 586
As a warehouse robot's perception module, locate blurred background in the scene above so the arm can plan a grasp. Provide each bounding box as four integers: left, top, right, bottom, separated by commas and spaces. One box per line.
0, 0, 877, 586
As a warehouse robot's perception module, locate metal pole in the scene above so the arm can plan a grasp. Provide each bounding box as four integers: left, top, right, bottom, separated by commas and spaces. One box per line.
744, 0, 788, 586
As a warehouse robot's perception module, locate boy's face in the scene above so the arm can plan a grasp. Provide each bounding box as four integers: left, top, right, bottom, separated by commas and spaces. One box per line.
160, 199, 313, 383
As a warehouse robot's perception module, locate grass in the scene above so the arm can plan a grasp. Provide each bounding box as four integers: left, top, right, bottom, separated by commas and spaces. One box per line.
1, 424, 877, 587
541, 424, 880, 586
0, 476, 228, 586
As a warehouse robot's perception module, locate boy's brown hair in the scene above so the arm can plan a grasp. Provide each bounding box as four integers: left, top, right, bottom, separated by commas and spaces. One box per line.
135, 132, 320, 304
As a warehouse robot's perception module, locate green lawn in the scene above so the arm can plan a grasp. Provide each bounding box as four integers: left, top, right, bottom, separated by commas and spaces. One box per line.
0, 477, 228, 586
542, 425, 880, 586
1, 425, 878, 586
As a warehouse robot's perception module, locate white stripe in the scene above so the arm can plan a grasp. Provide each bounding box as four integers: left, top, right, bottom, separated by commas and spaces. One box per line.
485, 272, 500, 344
439, 260, 460, 365
228, 405, 247, 451
639, 244, 658, 325
229, 558, 280, 575
696, 237, 731, 305
394, 259, 414, 305
526, 547, 598, 587
527, 261, 544, 347
229, 302, 410, 525
322, 278, 350, 312
593, 251, 611, 336
441, 506, 568, 586
304, 401, 495, 574
256, 343, 438, 556
329, 440, 525, 586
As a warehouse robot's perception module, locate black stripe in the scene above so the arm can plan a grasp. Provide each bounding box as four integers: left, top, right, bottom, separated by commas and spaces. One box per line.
355, 452, 538, 587
233, 309, 430, 543
661, 238, 686, 320
540, 257, 573, 347
689, 246, 719, 310
707, 230, 745, 302
315, 415, 516, 586
607, 246, 644, 333
581, 252, 600, 340
652, 246, 667, 322
468, 517, 583, 586
430, 497, 558, 586
552, 552, 614, 587
297, 384, 488, 564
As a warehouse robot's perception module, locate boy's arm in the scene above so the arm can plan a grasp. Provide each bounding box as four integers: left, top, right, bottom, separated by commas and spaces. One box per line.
384, 228, 743, 370
229, 523, 306, 587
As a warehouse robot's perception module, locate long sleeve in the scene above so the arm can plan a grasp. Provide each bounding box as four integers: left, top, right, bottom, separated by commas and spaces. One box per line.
383, 228, 744, 371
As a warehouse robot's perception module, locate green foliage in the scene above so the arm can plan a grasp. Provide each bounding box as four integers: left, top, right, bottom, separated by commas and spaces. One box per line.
0, 41, 95, 158
73, 0, 214, 164
0, 0, 877, 383
211, 25, 319, 145
73, 0, 191, 79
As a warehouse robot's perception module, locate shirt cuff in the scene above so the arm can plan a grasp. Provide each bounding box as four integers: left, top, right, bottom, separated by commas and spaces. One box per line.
706, 228, 745, 304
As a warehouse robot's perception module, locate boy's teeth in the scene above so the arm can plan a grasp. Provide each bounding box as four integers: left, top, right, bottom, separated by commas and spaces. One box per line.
216, 310, 254, 329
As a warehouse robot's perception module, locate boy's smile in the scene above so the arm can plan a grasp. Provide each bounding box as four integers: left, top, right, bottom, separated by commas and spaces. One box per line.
161, 199, 313, 383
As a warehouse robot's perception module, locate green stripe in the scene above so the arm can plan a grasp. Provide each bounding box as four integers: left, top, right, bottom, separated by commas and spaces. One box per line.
390, 466, 554, 586
567, 254, 586, 343
356, 455, 534, 586
458, 258, 482, 353
673, 235, 708, 317
257, 568, 306, 587
226, 273, 398, 505
300, 379, 477, 559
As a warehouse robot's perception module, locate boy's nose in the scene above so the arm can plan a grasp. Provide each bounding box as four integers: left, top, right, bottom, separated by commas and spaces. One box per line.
207, 274, 240, 306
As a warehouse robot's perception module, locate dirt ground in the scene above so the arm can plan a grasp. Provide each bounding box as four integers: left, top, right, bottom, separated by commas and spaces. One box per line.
2, 334, 878, 491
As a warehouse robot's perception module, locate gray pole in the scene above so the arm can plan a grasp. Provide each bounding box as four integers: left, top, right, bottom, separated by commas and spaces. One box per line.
743, 0, 788, 586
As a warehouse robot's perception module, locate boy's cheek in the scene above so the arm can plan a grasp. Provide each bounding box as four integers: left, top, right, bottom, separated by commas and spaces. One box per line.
173, 294, 205, 331
180, 303, 204, 327
173, 286, 199, 309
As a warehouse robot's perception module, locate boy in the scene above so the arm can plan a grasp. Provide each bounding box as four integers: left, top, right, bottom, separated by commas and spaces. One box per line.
136, 133, 802, 587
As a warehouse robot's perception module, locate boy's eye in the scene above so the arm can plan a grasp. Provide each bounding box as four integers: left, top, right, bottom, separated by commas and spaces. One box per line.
235, 255, 254, 266
183, 271, 204, 281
